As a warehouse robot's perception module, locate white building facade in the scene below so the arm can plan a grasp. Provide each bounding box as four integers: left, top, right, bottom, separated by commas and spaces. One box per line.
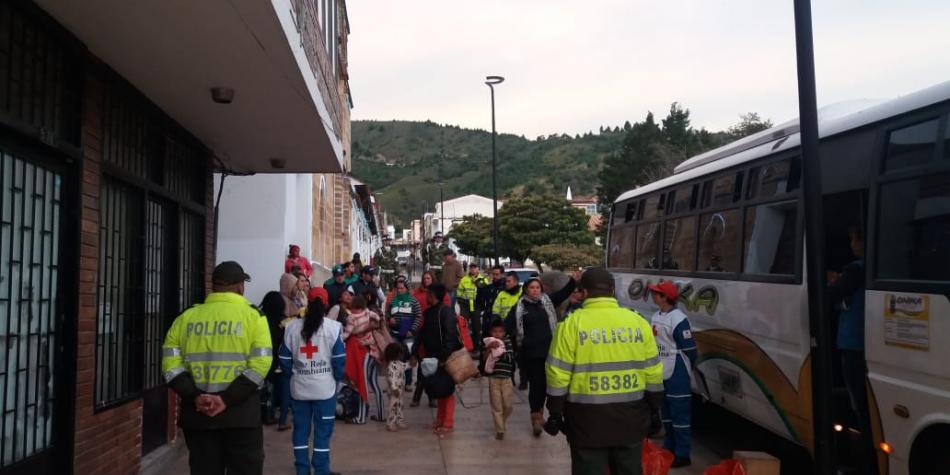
215, 174, 316, 305
433, 194, 502, 236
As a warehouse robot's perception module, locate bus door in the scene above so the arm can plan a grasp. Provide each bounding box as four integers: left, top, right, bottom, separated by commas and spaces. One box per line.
823, 190, 876, 473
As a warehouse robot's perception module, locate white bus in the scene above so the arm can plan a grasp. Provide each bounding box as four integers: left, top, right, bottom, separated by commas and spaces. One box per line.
607, 81, 950, 475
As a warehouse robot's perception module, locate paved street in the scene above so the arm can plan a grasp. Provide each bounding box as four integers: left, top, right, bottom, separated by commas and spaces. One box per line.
159, 377, 722, 474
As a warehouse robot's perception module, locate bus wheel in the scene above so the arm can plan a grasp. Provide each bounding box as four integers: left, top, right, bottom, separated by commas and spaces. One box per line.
909, 425, 950, 475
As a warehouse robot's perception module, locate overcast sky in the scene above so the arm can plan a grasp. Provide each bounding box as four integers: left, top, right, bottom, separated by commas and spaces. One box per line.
346, 1, 950, 138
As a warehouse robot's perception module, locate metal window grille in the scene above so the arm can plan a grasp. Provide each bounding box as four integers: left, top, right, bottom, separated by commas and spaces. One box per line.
0, 2, 81, 148
101, 85, 160, 181
95, 79, 208, 407
0, 149, 61, 467
163, 128, 205, 204
142, 200, 168, 390
178, 211, 204, 310
95, 178, 144, 406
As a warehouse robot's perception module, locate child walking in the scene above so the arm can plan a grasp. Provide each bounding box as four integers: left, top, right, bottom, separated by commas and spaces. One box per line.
483, 319, 515, 440
279, 297, 346, 475
382, 342, 410, 431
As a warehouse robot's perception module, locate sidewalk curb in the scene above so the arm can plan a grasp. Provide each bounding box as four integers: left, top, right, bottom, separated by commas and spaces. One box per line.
139, 432, 186, 475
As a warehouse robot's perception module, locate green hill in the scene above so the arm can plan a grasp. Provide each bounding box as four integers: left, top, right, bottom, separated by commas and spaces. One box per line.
352, 120, 624, 228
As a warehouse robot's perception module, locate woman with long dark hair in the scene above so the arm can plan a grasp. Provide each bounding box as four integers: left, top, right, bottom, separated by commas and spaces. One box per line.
279, 293, 345, 475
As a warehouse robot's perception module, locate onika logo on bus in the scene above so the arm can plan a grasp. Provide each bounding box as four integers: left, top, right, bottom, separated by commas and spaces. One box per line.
888, 294, 927, 317
628, 278, 719, 316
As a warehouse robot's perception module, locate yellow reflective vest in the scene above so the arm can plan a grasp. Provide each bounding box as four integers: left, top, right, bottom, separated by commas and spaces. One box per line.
492, 287, 523, 320
546, 297, 663, 405
457, 273, 487, 310
162, 292, 273, 393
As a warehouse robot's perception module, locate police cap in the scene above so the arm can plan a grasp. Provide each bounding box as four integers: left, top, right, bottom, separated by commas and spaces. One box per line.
212, 261, 251, 285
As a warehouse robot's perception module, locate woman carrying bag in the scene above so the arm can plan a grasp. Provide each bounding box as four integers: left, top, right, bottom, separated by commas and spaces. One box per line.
413, 283, 463, 434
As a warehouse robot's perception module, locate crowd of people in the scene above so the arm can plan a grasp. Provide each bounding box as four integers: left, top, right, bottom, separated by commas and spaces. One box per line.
162, 238, 700, 475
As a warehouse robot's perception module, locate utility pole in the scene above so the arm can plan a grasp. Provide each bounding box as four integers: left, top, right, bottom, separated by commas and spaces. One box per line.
793, 1, 834, 473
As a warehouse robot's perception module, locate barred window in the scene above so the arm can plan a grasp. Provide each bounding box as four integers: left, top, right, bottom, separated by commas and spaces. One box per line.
95, 75, 208, 409
0, 2, 82, 148
96, 179, 143, 405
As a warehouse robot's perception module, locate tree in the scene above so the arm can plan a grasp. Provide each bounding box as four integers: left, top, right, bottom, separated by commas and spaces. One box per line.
447, 214, 494, 258
728, 112, 773, 139
595, 111, 665, 212
532, 243, 604, 270
497, 195, 594, 266
662, 102, 693, 153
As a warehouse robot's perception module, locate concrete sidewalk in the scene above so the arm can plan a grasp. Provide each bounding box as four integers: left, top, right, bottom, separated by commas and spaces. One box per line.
159, 378, 715, 474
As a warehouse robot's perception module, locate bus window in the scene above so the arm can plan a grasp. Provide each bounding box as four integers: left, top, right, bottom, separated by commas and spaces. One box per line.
708, 173, 739, 208
884, 118, 939, 172
642, 194, 661, 221
662, 216, 697, 271
636, 222, 660, 269
876, 173, 950, 281
698, 209, 740, 272
608, 224, 635, 268
672, 184, 696, 214
743, 200, 798, 275
746, 167, 761, 200
624, 202, 637, 222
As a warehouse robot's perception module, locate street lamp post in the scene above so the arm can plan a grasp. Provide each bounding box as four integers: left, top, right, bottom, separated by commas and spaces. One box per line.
485, 75, 504, 265
438, 183, 445, 234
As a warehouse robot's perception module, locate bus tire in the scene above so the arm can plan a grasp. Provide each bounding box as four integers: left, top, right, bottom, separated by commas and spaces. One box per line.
909, 424, 950, 475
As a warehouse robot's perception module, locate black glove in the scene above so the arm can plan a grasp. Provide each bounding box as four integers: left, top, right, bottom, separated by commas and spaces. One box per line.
543, 414, 563, 436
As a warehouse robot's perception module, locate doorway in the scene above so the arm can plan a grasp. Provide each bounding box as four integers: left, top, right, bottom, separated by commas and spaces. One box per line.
0, 143, 71, 474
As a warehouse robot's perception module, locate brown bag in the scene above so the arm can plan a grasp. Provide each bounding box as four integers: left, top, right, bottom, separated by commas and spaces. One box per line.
444, 347, 478, 384
437, 306, 478, 384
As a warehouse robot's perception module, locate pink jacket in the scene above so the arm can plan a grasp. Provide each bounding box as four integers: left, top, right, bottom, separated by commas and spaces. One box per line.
345, 309, 382, 359
482, 337, 507, 374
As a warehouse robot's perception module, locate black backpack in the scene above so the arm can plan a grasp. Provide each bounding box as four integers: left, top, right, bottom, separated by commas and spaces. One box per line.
336, 382, 360, 420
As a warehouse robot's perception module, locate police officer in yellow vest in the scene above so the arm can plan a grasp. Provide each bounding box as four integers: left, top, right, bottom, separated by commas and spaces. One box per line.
457, 262, 488, 346
544, 268, 664, 475
162, 261, 273, 475
491, 271, 522, 321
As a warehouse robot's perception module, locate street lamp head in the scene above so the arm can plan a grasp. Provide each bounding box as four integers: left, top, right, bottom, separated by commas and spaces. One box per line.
485, 76, 505, 86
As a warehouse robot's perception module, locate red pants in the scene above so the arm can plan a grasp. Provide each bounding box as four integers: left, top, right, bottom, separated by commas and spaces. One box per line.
436, 395, 456, 429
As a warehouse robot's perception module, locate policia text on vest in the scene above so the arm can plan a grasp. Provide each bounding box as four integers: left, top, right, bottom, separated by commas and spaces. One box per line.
162, 261, 272, 475
544, 268, 664, 475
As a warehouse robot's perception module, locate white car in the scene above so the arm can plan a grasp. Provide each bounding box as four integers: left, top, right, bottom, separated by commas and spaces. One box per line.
507, 268, 539, 282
